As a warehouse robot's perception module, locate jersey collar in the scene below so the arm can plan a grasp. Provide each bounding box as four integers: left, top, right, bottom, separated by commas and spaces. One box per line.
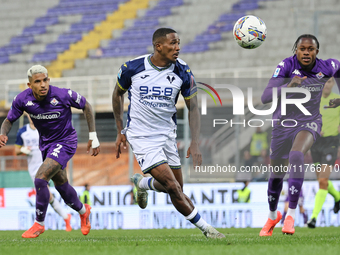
147, 55, 173, 72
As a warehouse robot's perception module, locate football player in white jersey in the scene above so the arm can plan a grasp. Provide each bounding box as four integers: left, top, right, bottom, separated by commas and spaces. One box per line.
113, 28, 224, 238
15, 113, 72, 231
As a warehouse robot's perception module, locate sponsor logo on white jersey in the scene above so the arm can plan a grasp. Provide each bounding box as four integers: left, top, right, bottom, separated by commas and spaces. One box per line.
26, 101, 34, 106
292, 69, 301, 76
166, 74, 176, 84
140, 75, 150, 79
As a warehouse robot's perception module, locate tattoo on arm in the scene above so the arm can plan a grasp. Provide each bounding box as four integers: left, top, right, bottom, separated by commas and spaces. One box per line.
1, 119, 13, 136
112, 85, 126, 133
185, 96, 200, 142
83, 101, 96, 132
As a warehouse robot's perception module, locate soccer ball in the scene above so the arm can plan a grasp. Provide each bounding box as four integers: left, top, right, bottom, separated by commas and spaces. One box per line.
233, 15, 267, 49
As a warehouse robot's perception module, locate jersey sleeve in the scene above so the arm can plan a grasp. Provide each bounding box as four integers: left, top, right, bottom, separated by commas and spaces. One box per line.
261, 60, 291, 104
180, 67, 197, 100
7, 94, 24, 123
117, 62, 133, 91
15, 127, 24, 146
66, 89, 86, 109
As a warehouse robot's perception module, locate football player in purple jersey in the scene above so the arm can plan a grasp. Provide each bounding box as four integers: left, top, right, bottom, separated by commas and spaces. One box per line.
259, 34, 340, 236
0, 65, 100, 238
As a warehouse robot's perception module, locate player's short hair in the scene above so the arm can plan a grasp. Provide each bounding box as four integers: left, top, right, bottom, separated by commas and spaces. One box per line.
292, 34, 319, 53
152, 28, 177, 46
27, 65, 48, 78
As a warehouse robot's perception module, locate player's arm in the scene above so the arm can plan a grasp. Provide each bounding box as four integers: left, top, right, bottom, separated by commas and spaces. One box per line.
184, 95, 202, 167
112, 84, 127, 159
83, 101, 100, 156
0, 118, 13, 148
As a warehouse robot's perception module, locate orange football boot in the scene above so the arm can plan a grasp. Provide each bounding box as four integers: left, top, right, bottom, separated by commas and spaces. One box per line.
80, 204, 91, 235
22, 222, 45, 238
282, 215, 295, 235
65, 214, 72, 232
259, 211, 282, 236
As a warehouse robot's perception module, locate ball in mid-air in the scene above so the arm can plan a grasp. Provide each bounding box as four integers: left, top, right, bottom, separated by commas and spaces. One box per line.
233, 15, 267, 49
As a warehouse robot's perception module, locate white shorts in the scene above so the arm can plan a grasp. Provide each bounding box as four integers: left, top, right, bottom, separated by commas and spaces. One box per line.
126, 131, 181, 173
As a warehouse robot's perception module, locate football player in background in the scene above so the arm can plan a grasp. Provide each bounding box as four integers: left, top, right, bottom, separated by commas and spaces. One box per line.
15, 113, 72, 231
113, 28, 225, 239
307, 77, 340, 228
259, 34, 340, 236
0, 65, 100, 238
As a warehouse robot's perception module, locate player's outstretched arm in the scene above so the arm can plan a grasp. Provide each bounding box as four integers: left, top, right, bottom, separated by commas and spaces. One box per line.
185, 96, 202, 167
0, 118, 12, 148
112, 84, 127, 159
83, 101, 100, 156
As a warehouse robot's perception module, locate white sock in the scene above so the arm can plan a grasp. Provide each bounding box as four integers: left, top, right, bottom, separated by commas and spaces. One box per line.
50, 197, 68, 220
287, 208, 296, 220
184, 208, 209, 232
269, 210, 277, 220
194, 217, 210, 232
78, 204, 86, 215
139, 177, 152, 190
35, 220, 44, 226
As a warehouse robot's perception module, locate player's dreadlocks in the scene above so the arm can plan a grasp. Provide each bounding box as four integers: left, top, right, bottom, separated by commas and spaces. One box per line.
292, 34, 319, 53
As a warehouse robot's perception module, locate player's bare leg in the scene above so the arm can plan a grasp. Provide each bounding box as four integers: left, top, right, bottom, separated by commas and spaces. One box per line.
152, 164, 224, 238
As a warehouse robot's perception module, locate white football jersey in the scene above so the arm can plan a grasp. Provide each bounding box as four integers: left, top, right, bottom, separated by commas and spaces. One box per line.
117, 54, 197, 137
15, 124, 42, 180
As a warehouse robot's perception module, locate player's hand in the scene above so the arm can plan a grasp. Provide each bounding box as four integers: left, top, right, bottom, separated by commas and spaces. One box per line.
186, 141, 202, 168
325, 98, 340, 108
287, 76, 307, 87
87, 140, 100, 156
115, 133, 127, 159
0, 135, 8, 148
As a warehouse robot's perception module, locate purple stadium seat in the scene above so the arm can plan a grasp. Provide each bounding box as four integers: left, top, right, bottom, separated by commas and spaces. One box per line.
81, 13, 107, 23
133, 19, 159, 28
181, 44, 209, 53
34, 16, 59, 26
45, 43, 70, 53
195, 33, 222, 43
145, 9, 172, 17
0, 56, 9, 64
218, 13, 245, 22
10, 36, 35, 46
57, 33, 83, 44
232, 2, 259, 11
0, 46, 22, 55
22, 26, 47, 36
70, 23, 94, 33
31, 52, 58, 62
102, 47, 147, 57
157, 0, 183, 7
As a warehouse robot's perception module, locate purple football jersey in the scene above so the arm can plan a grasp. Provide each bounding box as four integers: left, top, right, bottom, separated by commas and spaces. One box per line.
7, 85, 86, 151
262, 55, 340, 122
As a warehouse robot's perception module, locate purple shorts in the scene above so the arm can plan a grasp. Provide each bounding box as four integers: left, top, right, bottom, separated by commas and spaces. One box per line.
42, 141, 77, 169
270, 119, 321, 160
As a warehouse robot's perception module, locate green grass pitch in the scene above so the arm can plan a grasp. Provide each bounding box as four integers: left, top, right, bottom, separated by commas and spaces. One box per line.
1, 227, 340, 255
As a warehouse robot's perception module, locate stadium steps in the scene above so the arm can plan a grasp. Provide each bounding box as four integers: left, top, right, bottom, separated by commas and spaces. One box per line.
47, 0, 154, 78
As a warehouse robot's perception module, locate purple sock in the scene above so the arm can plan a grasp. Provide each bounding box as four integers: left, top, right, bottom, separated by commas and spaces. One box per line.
267, 171, 285, 211
288, 151, 304, 209
281, 211, 287, 224
55, 181, 83, 212
34, 178, 50, 222
303, 212, 308, 224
